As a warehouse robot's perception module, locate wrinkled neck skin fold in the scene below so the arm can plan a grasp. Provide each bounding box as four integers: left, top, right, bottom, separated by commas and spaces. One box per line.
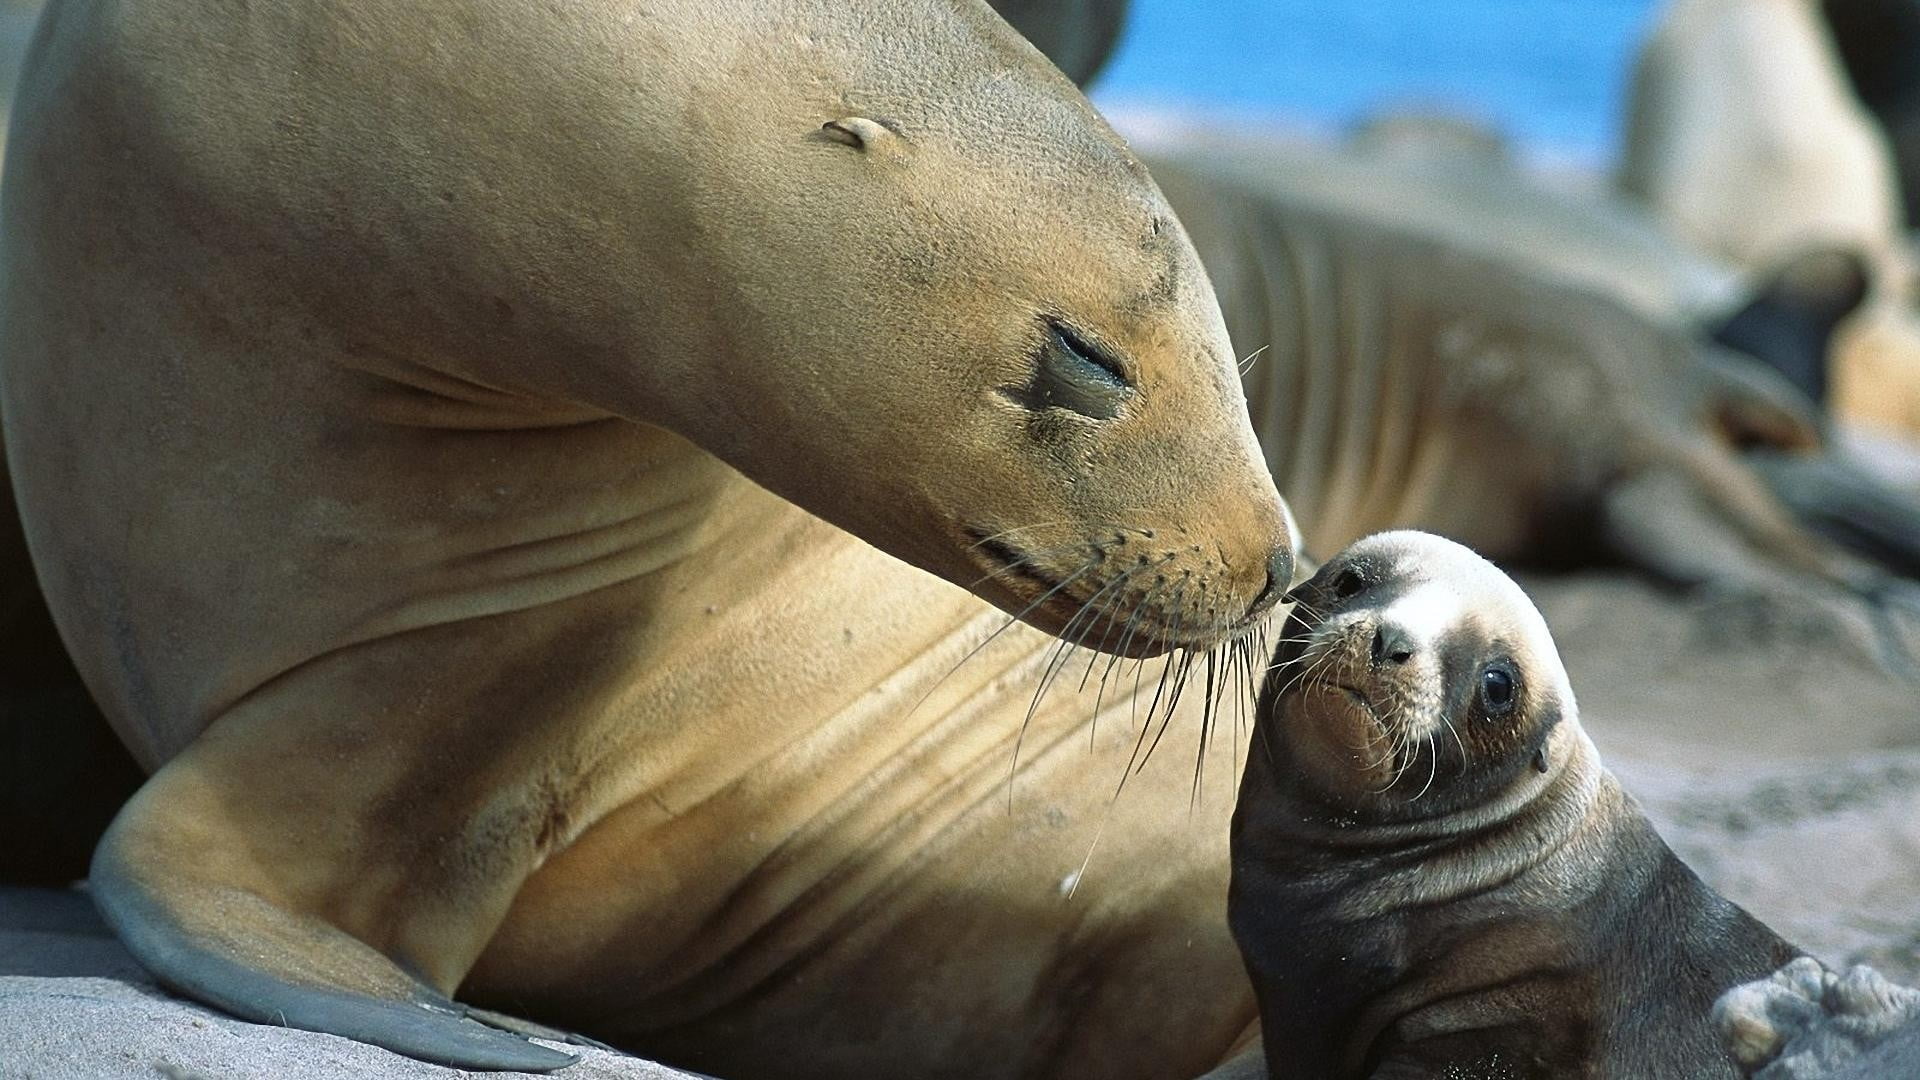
1244, 720, 1606, 912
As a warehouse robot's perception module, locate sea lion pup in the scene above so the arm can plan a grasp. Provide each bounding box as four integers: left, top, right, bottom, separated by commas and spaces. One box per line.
1230, 532, 1800, 1079
1, 0, 1292, 1071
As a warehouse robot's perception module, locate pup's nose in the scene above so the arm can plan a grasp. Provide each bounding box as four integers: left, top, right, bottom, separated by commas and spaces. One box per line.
1250, 545, 1295, 614
1370, 623, 1415, 666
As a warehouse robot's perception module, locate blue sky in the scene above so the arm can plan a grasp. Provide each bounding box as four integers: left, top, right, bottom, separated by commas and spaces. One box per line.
1090, 0, 1665, 163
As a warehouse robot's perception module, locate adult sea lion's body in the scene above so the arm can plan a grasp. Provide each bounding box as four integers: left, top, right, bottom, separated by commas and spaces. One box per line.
2, 1, 1294, 1075
1232, 532, 1800, 1078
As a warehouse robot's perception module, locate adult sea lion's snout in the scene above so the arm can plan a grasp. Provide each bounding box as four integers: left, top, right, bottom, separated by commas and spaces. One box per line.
612, 0, 1295, 659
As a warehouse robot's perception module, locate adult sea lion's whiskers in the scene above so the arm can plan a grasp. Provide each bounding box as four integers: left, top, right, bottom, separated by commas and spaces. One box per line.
1084, 566, 1178, 752
904, 556, 1104, 724
1008, 562, 1149, 806
1132, 591, 1200, 777
1080, 555, 1180, 694
963, 520, 1153, 552
1091, 577, 1174, 745
1237, 343, 1271, 376
1191, 646, 1221, 809
1006, 557, 1152, 795
1068, 595, 1198, 898
962, 541, 1101, 592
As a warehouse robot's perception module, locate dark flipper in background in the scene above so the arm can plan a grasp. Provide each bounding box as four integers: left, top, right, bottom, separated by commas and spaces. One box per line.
1709, 248, 1872, 406
1749, 449, 1920, 581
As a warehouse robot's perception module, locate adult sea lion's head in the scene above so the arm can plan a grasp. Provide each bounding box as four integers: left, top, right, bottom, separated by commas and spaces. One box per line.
64, 0, 1292, 655
672, 1, 1292, 653
1253, 531, 1578, 821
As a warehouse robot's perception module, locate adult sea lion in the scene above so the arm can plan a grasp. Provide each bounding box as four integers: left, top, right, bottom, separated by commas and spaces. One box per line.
1231, 531, 1801, 1078
1620, 0, 1920, 438
1822, 0, 1920, 234
1137, 122, 1920, 588
2, 0, 1293, 1074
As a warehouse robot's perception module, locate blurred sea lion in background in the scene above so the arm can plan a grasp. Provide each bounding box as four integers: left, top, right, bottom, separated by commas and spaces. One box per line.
1823, 0, 1920, 235
1621, 0, 1920, 438
1108, 125, 1920, 669
983, 0, 1920, 653
984, 0, 1129, 87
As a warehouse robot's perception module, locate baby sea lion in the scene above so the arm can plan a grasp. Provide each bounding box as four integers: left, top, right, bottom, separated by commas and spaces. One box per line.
1231, 531, 1800, 1078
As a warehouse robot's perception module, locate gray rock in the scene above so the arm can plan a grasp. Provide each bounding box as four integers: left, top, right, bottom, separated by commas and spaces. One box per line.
1718, 957, 1920, 1078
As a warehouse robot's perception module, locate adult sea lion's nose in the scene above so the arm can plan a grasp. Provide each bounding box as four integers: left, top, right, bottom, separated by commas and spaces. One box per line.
1250, 546, 1294, 615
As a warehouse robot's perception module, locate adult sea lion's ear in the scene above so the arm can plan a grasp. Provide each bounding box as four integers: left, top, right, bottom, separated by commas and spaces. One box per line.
820, 116, 896, 152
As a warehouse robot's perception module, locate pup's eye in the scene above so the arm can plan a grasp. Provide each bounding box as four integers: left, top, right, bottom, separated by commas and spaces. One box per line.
1480, 666, 1516, 714
1002, 320, 1134, 421
1331, 567, 1366, 600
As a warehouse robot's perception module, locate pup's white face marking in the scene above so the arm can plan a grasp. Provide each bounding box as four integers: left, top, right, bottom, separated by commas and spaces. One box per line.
1269, 530, 1577, 809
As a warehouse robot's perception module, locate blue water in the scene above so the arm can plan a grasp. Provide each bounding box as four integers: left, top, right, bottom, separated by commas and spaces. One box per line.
1091, 0, 1665, 163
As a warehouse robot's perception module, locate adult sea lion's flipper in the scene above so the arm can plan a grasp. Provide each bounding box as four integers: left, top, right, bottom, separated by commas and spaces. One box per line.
1693, 342, 1920, 590
1599, 441, 1920, 676
89, 780, 577, 1072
